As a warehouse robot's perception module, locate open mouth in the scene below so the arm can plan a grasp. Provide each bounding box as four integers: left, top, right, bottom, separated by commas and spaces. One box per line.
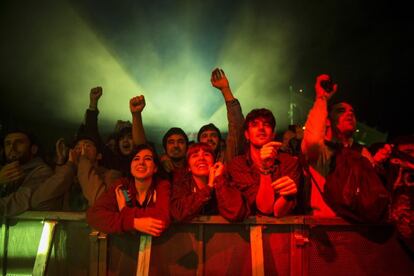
135, 166, 147, 172
196, 163, 209, 170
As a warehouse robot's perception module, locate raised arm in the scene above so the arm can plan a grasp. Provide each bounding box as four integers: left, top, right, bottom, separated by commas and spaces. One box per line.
211, 68, 245, 161
84, 87, 103, 139
130, 95, 147, 146
301, 74, 337, 159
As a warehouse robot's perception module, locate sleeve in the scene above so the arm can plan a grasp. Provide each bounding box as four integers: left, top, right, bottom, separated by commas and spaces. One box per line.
87, 178, 171, 234
30, 162, 76, 211
86, 179, 136, 234
225, 99, 245, 162
0, 164, 53, 216
280, 155, 301, 188
215, 174, 249, 221
227, 158, 258, 214
170, 177, 213, 222
271, 155, 301, 216
84, 109, 102, 143
77, 156, 106, 206
301, 97, 328, 161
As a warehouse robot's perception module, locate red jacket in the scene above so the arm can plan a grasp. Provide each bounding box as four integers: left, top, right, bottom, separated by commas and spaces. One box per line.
170, 172, 249, 222
227, 152, 300, 215
86, 177, 171, 234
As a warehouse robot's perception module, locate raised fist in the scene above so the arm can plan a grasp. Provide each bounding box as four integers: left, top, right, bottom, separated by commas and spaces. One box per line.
130, 95, 146, 114
315, 74, 337, 100
211, 68, 230, 90
90, 87, 103, 102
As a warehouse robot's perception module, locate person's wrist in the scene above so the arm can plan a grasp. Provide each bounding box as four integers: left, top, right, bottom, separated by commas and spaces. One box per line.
316, 94, 328, 101
259, 164, 276, 175
282, 194, 296, 201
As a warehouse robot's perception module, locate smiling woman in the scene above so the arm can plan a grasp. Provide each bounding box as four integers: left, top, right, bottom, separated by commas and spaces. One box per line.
170, 142, 249, 222
86, 144, 171, 236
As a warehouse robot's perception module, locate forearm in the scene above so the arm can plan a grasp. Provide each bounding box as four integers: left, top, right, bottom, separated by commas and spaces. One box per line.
273, 197, 296, 217
225, 98, 245, 161
302, 97, 328, 155
216, 177, 249, 221
170, 187, 211, 221
84, 109, 101, 141
86, 185, 135, 233
78, 158, 105, 206
255, 174, 275, 215
30, 163, 75, 210
220, 87, 235, 101
132, 113, 147, 146
0, 187, 32, 216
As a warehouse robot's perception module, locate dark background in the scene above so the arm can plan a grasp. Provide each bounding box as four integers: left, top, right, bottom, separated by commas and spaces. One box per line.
1, 0, 413, 150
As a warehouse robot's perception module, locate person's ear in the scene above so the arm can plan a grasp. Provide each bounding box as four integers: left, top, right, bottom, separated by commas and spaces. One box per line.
244, 130, 250, 141
30, 145, 38, 156
96, 153, 102, 160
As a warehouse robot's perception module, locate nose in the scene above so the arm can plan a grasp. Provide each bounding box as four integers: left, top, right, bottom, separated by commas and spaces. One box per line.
9, 141, 18, 152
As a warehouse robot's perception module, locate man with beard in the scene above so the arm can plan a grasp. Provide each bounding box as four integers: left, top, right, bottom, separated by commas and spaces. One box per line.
161, 127, 189, 180
197, 68, 245, 163
0, 130, 74, 216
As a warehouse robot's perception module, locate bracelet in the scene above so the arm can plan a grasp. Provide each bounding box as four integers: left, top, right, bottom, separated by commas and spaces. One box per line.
259, 166, 275, 175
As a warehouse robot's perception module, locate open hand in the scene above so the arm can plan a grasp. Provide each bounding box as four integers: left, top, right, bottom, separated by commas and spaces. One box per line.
133, 217, 166, 236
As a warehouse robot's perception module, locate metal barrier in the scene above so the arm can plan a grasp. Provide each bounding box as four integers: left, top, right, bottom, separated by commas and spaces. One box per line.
1, 213, 413, 276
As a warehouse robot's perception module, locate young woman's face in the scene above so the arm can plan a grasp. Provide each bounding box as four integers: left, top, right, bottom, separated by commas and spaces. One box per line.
188, 148, 214, 177
130, 149, 157, 180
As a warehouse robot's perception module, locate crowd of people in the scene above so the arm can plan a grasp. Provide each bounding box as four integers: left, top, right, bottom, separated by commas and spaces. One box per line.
1, 69, 413, 249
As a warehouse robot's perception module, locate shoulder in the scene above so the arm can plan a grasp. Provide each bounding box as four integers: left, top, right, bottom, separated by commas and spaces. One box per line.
27, 159, 53, 177
278, 152, 299, 166
228, 154, 248, 171
155, 177, 171, 190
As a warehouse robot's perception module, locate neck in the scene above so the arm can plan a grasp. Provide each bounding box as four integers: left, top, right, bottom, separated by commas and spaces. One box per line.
171, 158, 186, 169
334, 131, 354, 147
134, 177, 152, 193
192, 175, 208, 190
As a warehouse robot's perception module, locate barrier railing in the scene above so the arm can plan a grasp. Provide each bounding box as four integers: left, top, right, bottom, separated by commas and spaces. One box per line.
1, 212, 413, 276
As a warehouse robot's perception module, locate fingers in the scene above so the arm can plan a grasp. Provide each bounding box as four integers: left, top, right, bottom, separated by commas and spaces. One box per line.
260, 142, 280, 161
271, 176, 297, 195
5, 169, 24, 181
211, 68, 226, 81
145, 219, 166, 236
90, 87, 103, 98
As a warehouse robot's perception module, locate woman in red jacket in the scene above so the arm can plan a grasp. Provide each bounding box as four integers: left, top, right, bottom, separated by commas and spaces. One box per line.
170, 142, 248, 222
87, 144, 170, 236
